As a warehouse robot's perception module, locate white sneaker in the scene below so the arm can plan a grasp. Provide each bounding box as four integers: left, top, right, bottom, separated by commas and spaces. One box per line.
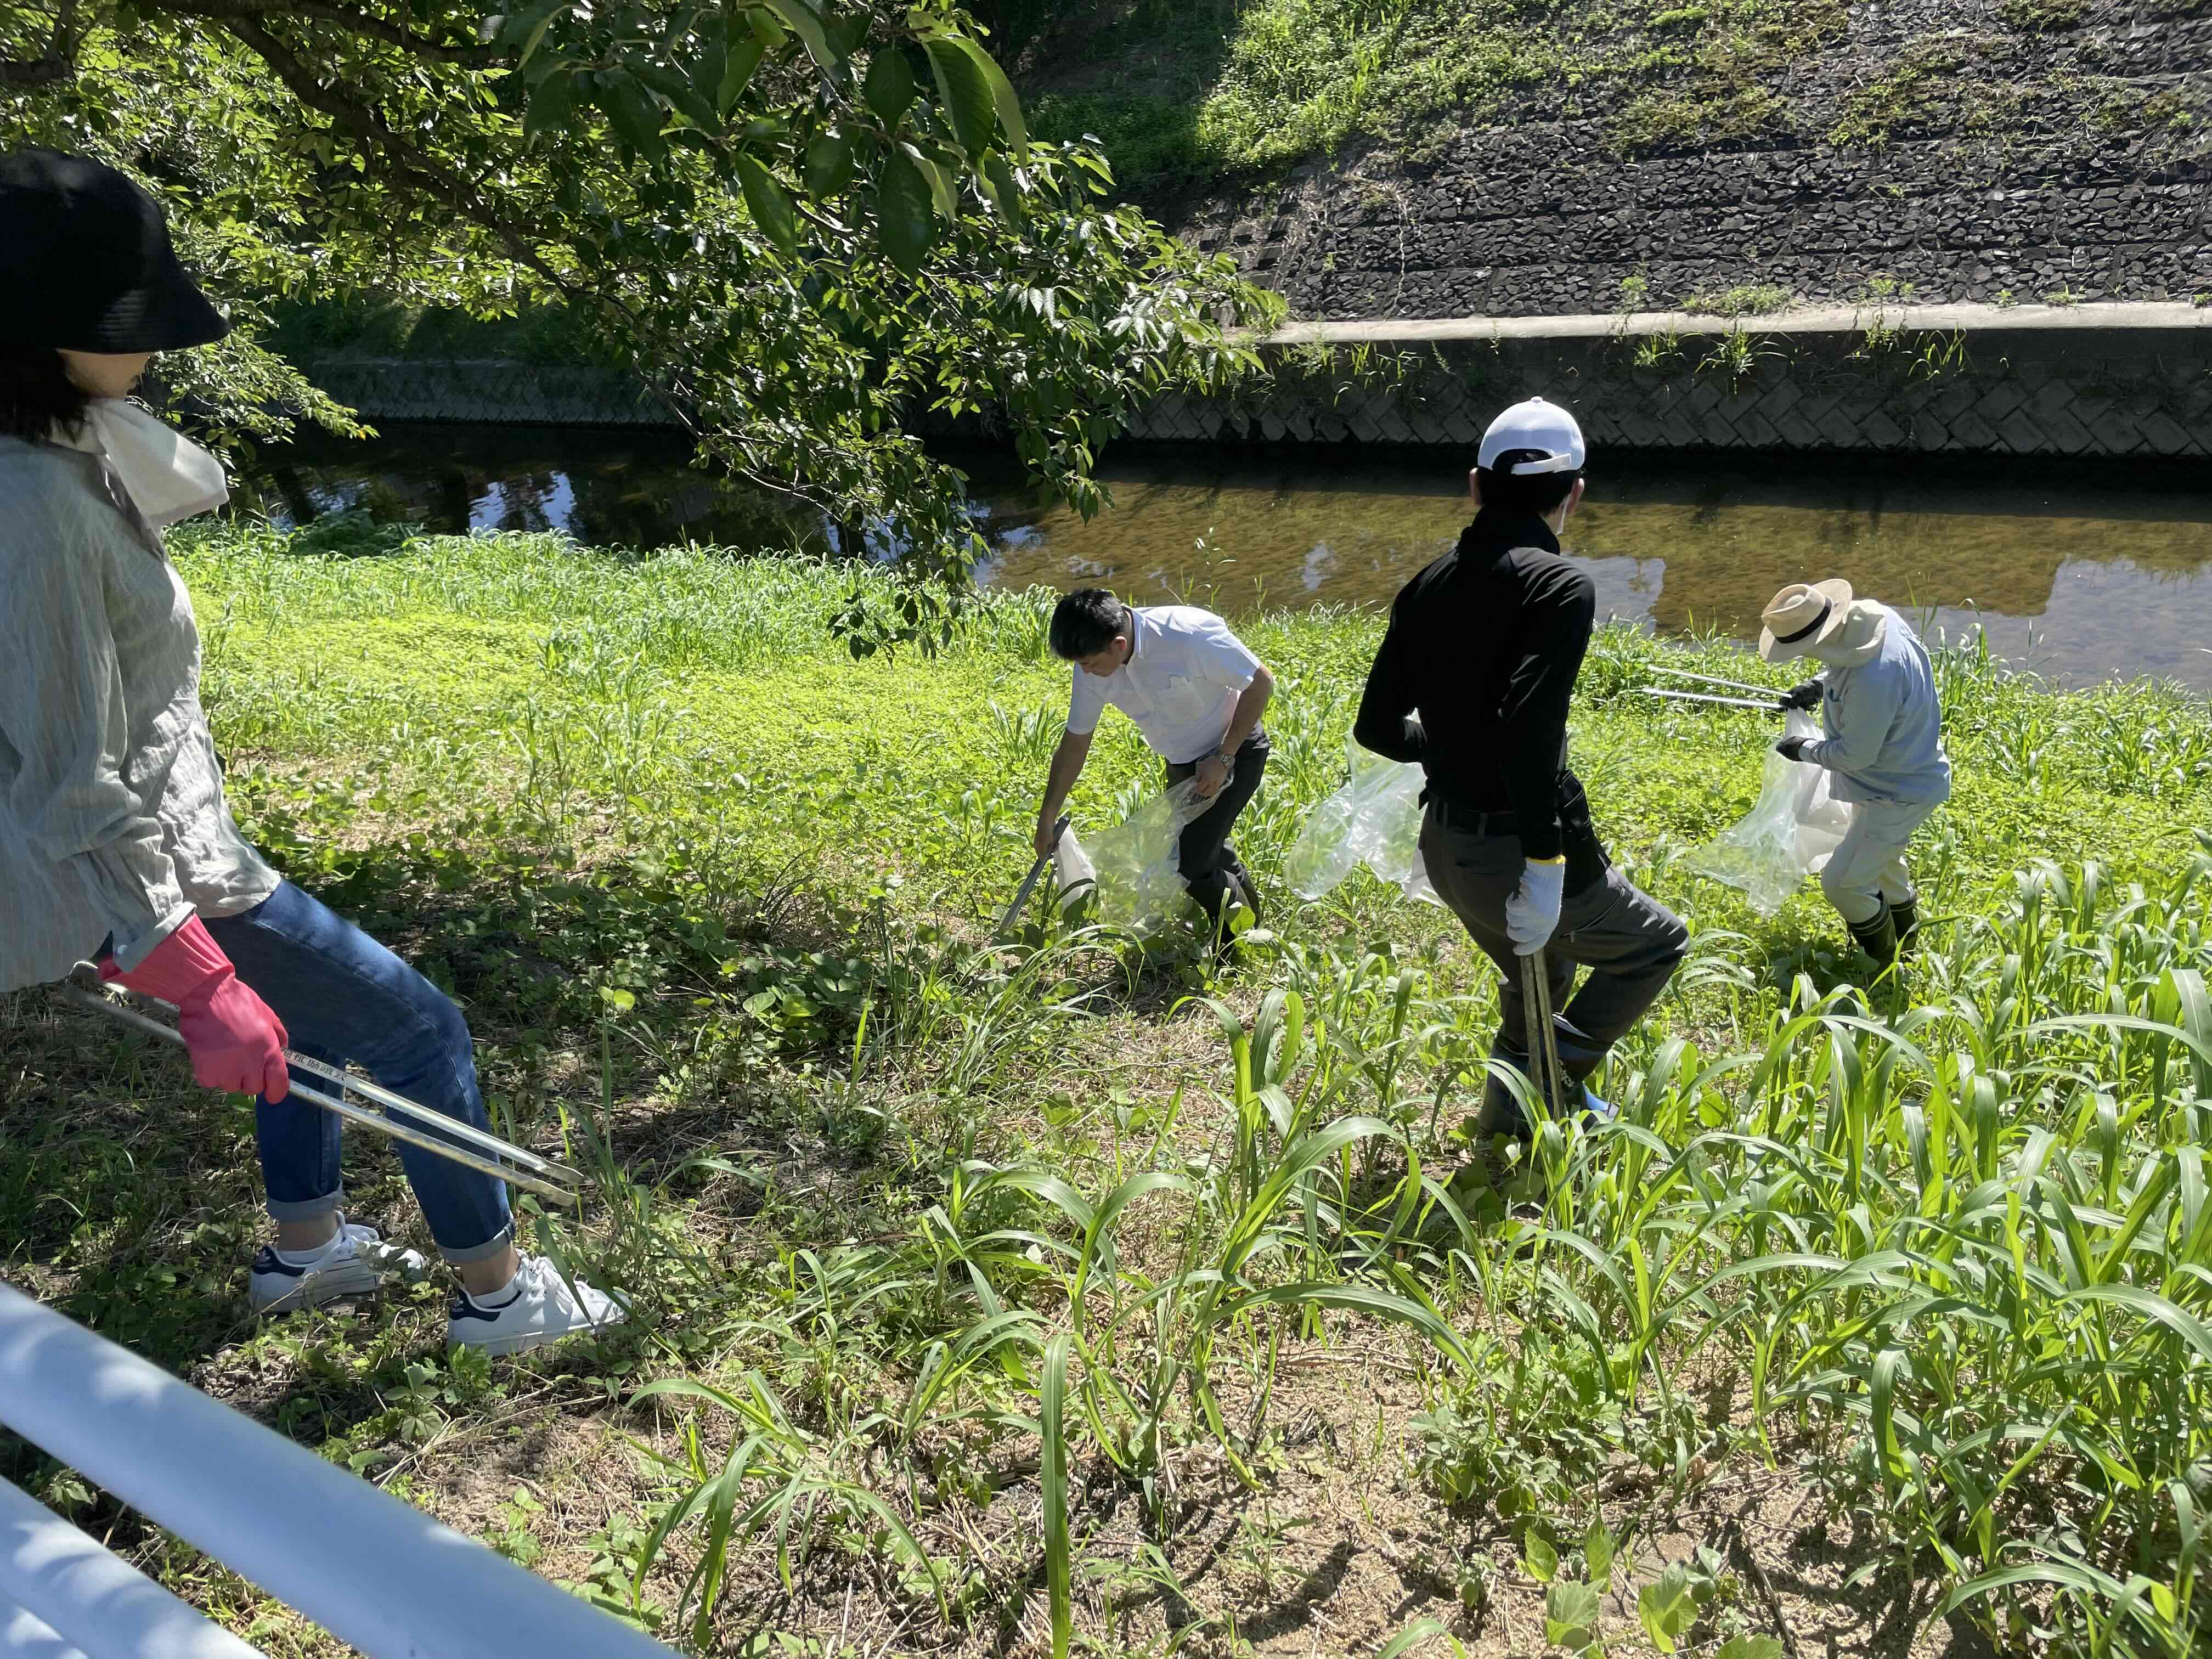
447, 1256, 628, 1356
250, 1214, 428, 1313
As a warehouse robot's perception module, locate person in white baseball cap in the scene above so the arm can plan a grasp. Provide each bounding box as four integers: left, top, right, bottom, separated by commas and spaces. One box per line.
1762, 578, 1951, 963
1355, 397, 1687, 1148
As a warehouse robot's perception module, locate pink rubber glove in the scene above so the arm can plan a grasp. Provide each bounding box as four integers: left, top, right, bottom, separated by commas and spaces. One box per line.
105, 916, 291, 1101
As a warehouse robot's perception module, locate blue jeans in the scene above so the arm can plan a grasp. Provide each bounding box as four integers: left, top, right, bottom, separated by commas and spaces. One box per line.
202, 881, 513, 1263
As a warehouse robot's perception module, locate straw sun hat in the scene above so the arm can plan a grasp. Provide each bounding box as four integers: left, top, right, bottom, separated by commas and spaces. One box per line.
1758, 579, 1858, 662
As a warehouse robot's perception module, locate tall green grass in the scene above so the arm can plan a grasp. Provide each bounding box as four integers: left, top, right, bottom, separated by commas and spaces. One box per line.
65, 524, 2212, 1650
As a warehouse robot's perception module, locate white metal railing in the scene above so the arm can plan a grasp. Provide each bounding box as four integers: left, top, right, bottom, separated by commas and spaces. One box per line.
0, 1282, 681, 1659
1, 1472, 262, 1657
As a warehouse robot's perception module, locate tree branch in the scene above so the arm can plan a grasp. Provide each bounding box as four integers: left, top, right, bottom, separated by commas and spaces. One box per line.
216, 14, 687, 426
219, 14, 560, 280
155, 0, 487, 63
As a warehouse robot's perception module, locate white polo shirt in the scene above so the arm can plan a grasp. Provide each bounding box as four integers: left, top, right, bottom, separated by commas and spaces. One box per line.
1067, 605, 1261, 766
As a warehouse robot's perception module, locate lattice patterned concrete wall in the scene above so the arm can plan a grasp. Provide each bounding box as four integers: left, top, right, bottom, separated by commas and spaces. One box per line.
302, 359, 668, 427
1127, 309, 2212, 459
307, 306, 2212, 459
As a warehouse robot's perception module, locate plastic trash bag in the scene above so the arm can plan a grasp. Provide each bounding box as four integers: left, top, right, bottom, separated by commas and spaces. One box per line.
1285, 736, 1442, 908
1088, 778, 1210, 933
1683, 712, 1854, 916
1051, 827, 1097, 913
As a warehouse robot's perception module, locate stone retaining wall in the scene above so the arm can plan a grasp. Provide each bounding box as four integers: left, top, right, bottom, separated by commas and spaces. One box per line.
1167, 0, 2212, 320
306, 302, 2212, 459
301, 358, 668, 427
1132, 303, 2212, 458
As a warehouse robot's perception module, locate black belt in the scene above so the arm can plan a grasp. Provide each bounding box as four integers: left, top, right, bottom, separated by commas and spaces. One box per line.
1431, 800, 1517, 837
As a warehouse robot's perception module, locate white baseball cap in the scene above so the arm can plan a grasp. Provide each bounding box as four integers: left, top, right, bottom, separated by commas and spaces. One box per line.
1477, 397, 1586, 476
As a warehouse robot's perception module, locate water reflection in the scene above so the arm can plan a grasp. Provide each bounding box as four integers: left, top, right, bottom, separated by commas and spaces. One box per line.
240, 429, 2212, 691
972, 453, 2212, 691
238, 425, 814, 555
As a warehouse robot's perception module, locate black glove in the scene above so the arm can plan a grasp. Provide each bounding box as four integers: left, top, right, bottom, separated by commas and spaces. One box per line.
1775, 735, 1814, 763
1779, 680, 1823, 712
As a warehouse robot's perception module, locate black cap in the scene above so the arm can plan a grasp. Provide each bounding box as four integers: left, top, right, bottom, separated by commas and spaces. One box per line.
0, 149, 229, 353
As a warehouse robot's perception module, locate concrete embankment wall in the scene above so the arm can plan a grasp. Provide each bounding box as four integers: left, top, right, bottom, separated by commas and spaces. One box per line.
305, 301, 2212, 459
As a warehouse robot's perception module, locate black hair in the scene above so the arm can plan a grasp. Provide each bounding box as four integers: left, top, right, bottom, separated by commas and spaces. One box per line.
0, 343, 91, 443
1476, 448, 1582, 517
1049, 588, 1130, 661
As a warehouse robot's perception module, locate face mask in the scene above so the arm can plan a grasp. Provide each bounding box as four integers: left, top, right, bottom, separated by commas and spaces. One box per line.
52, 398, 229, 528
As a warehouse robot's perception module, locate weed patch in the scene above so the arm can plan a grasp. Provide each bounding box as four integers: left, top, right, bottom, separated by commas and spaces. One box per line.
7, 527, 2211, 1654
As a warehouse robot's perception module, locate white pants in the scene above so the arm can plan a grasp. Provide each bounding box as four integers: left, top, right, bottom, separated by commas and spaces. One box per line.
1819, 799, 1937, 926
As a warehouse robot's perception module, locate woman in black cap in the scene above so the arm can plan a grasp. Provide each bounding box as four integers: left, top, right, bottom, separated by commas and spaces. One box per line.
0, 150, 624, 1355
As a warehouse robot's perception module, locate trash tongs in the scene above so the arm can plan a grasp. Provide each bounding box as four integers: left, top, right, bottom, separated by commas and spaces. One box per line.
61, 967, 585, 1205
993, 813, 1070, 939
1637, 664, 1790, 712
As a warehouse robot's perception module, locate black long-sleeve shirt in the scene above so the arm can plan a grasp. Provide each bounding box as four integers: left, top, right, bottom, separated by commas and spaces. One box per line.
1353, 511, 1595, 862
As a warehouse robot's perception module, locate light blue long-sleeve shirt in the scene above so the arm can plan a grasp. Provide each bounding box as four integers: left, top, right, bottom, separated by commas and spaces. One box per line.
1804, 604, 1952, 807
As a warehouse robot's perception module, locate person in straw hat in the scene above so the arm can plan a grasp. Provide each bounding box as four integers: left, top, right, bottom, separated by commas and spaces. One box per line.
0, 149, 624, 1352
1761, 579, 1951, 963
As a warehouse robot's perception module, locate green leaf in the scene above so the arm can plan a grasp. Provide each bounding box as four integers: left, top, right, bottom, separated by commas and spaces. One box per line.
876, 144, 935, 272
495, 0, 569, 64
634, 63, 719, 134
1040, 1334, 1073, 1659
2064, 1282, 2212, 1368
735, 155, 797, 256
1523, 1529, 1559, 1583
1639, 1564, 1696, 1653
913, 150, 960, 220
981, 151, 1024, 226
803, 129, 854, 198
718, 33, 767, 118
1545, 1579, 1601, 1649
756, 0, 834, 70
1377, 1620, 1465, 1659
594, 70, 665, 160
1715, 1639, 1786, 1659
1584, 1519, 1614, 1584
862, 48, 916, 125
943, 33, 1027, 160
922, 35, 995, 160
523, 69, 577, 139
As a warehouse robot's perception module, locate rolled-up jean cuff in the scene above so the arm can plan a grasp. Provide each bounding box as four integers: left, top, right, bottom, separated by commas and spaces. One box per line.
439, 1223, 515, 1267
265, 1188, 344, 1223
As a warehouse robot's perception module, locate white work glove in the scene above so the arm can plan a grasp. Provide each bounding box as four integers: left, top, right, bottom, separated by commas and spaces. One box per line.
1504, 859, 1566, 956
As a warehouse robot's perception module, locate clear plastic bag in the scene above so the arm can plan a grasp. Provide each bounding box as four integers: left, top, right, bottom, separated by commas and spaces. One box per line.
1051, 827, 1097, 913
1088, 778, 1210, 933
1683, 711, 1854, 916
1285, 735, 1442, 908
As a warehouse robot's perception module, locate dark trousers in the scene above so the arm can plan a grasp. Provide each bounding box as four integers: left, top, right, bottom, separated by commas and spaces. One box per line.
1418, 808, 1688, 1087
1163, 729, 1269, 925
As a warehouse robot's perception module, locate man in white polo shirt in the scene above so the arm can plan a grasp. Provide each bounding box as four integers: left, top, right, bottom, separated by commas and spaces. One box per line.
1033, 589, 1276, 939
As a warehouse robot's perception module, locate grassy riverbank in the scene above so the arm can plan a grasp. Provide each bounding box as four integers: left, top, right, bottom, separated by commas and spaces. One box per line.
6, 524, 2211, 1657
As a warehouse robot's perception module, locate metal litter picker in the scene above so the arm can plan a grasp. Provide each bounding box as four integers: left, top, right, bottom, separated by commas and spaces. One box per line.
994, 814, 1071, 939
1639, 664, 1791, 713
62, 967, 584, 1205
1519, 947, 1571, 1125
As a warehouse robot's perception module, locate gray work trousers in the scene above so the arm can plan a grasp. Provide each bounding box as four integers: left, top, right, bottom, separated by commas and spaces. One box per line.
1418, 808, 1689, 1084
1819, 798, 1937, 926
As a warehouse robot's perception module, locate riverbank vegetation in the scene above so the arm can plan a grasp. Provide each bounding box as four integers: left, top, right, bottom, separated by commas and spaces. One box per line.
6, 524, 2212, 1656
996, 0, 2208, 206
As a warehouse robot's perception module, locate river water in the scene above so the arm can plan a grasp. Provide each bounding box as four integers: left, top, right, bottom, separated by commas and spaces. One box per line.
240, 426, 2212, 691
